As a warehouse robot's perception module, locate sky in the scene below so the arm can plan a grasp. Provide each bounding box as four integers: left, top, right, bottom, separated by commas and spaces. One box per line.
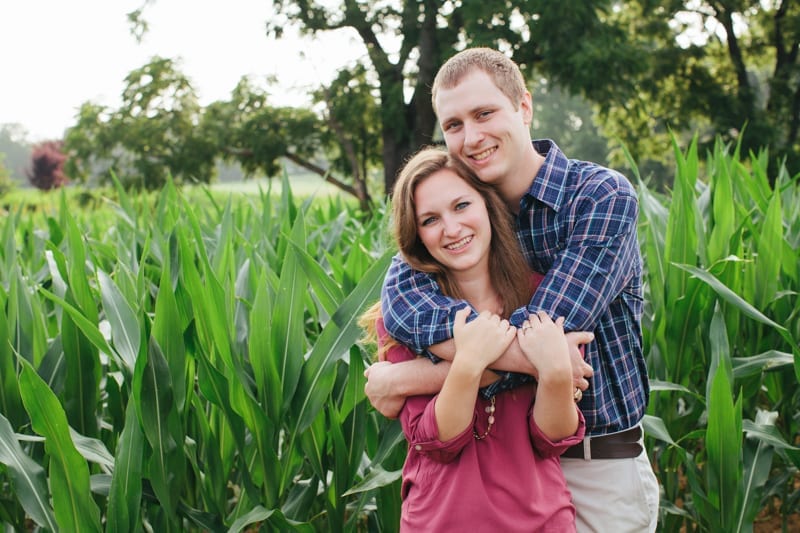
0, 1, 366, 142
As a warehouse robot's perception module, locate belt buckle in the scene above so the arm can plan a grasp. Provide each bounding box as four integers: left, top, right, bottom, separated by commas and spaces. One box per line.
583, 436, 592, 461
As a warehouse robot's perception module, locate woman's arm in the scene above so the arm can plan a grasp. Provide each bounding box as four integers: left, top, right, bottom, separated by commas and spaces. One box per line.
434, 309, 516, 440
517, 312, 578, 441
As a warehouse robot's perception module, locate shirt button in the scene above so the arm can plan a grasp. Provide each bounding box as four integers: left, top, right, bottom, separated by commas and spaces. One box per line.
415, 445, 422, 451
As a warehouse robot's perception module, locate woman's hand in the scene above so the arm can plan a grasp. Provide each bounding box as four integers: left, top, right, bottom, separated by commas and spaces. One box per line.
517, 311, 572, 382
452, 307, 516, 375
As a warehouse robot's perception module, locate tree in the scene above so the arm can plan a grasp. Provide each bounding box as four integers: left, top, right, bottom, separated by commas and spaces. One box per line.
65, 57, 217, 189
0, 124, 33, 182
268, 0, 800, 188
201, 72, 380, 211
0, 153, 12, 196
576, 1, 800, 178
27, 140, 69, 190
125, 1, 800, 194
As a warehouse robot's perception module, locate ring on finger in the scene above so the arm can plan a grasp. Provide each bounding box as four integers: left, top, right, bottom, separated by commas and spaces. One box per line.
573, 388, 583, 402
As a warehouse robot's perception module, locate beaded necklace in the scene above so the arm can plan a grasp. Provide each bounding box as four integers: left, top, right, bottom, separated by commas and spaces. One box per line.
473, 395, 496, 440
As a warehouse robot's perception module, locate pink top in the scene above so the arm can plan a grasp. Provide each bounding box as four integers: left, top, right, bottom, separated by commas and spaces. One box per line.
380, 276, 585, 532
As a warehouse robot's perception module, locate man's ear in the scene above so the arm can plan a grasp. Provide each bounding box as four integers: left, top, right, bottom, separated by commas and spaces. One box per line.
520, 91, 533, 125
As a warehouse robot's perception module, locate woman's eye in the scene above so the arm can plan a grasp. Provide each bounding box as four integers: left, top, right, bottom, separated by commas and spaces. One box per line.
421, 216, 437, 226
455, 201, 470, 211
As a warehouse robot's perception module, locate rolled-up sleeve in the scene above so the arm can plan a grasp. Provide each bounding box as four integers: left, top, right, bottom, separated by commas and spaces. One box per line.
402, 395, 474, 464
528, 408, 586, 458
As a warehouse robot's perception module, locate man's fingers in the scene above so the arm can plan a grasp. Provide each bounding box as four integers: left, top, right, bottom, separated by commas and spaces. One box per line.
569, 331, 595, 345
582, 361, 594, 378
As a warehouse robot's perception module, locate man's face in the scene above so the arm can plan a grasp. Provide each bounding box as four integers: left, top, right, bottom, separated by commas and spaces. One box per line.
435, 69, 532, 187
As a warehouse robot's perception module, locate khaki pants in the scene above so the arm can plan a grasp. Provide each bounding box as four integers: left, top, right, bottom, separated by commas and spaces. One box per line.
561, 444, 659, 532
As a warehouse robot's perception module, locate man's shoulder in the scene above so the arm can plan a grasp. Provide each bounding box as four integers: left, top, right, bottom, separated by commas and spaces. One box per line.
570, 160, 636, 200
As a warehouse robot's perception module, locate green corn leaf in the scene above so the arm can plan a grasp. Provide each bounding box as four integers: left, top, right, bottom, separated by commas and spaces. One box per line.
665, 135, 700, 303
743, 417, 800, 452
0, 291, 24, 429
672, 263, 787, 334
641, 414, 676, 446
340, 345, 366, 422
152, 262, 188, 413
291, 248, 393, 434
273, 215, 309, 414
286, 239, 344, 318
106, 398, 144, 533
248, 269, 279, 422
59, 308, 101, 438
732, 350, 795, 379
69, 427, 114, 469
0, 412, 57, 531
228, 379, 279, 505
705, 365, 743, 529
342, 465, 403, 497
9, 266, 46, 366
133, 337, 178, 515
707, 141, 735, 262
754, 188, 783, 309
97, 269, 141, 376
227, 505, 313, 533
18, 358, 102, 532
738, 411, 779, 532
37, 287, 116, 360
707, 305, 733, 401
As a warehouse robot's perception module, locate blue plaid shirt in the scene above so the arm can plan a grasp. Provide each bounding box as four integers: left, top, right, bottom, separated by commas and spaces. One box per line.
381, 139, 650, 436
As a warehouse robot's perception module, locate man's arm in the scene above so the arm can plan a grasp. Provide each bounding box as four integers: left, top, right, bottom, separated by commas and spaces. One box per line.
426, 333, 593, 389
380, 254, 469, 354
364, 358, 503, 419
511, 176, 641, 333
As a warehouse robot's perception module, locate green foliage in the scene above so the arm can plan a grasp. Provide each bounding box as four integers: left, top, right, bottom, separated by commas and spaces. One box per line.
64, 57, 217, 190
1, 137, 798, 531
0, 152, 12, 196
0, 174, 405, 531
631, 135, 800, 531
0, 123, 32, 183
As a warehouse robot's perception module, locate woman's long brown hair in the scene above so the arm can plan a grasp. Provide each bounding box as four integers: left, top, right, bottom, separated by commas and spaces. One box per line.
391, 146, 531, 314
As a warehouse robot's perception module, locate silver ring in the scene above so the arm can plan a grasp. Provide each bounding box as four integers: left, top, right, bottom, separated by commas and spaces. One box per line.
573, 388, 583, 402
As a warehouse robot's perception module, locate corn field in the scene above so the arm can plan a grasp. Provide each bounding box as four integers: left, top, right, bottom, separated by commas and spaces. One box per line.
0, 138, 798, 532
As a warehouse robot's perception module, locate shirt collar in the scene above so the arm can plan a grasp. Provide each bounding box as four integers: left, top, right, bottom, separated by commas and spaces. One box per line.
521, 139, 569, 212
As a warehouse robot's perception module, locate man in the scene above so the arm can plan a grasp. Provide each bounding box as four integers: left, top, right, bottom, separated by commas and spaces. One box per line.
365, 47, 659, 532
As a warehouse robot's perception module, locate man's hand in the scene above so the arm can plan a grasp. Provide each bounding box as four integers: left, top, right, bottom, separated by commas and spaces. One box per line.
364, 361, 405, 419
566, 331, 594, 390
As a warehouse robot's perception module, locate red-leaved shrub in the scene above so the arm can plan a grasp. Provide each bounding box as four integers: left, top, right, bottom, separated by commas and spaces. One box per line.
27, 140, 69, 190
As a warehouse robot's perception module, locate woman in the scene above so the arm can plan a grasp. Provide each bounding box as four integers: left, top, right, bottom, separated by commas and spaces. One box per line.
361, 147, 585, 532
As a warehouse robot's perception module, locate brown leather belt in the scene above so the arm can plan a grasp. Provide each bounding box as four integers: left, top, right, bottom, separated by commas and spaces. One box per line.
562, 425, 643, 460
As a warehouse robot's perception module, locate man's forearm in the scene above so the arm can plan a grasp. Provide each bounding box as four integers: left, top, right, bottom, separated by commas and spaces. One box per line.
387, 357, 451, 397
429, 338, 538, 377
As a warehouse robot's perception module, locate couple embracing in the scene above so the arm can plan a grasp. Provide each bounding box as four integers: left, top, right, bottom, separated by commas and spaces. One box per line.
361, 47, 659, 532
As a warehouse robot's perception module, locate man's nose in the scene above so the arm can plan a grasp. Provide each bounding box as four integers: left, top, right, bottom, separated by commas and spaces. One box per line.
464, 123, 484, 147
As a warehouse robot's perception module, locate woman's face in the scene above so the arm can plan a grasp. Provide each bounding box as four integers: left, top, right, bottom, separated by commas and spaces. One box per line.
413, 168, 492, 276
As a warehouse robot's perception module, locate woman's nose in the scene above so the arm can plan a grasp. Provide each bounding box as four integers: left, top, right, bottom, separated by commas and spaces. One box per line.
442, 216, 461, 236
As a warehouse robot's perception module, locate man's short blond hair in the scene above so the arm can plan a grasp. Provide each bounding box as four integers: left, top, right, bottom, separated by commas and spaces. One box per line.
431, 47, 528, 114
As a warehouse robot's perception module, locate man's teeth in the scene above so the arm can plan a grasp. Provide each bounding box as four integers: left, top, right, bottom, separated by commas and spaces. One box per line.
472, 147, 495, 161
446, 236, 472, 250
